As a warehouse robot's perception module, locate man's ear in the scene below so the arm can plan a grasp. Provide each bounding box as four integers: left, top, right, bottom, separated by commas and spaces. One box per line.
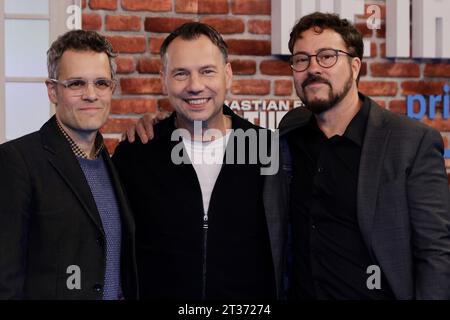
225, 62, 233, 90
45, 80, 58, 105
351, 57, 362, 82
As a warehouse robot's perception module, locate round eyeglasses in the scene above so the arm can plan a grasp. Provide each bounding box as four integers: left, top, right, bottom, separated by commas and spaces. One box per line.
290, 48, 355, 72
49, 78, 116, 96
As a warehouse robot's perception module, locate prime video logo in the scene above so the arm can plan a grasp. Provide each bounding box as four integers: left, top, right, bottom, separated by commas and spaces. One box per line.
407, 84, 450, 158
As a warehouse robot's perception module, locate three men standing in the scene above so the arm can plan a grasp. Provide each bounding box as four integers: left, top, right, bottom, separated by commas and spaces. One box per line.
1, 12, 449, 301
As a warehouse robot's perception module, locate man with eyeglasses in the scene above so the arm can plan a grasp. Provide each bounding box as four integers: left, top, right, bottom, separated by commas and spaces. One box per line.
0, 30, 138, 299
279, 12, 450, 299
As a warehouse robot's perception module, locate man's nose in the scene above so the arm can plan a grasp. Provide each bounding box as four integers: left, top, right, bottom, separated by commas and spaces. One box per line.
307, 56, 322, 74
82, 82, 98, 101
186, 73, 205, 93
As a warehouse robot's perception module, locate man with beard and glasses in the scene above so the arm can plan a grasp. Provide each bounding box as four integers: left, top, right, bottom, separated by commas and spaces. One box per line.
278, 12, 450, 300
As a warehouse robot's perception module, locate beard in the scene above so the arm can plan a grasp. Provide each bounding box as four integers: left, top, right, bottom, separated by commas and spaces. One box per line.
299, 73, 353, 115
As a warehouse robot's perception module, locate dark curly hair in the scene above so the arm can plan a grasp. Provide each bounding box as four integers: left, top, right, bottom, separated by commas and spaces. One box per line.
288, 12, 364, 61
47, 30, 116, 79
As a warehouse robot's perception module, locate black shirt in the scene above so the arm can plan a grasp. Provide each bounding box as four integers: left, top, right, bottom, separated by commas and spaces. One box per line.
288, 97, 395, 300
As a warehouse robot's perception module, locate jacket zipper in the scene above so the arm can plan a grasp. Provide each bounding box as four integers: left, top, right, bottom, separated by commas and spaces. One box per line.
201, 211, 208, 299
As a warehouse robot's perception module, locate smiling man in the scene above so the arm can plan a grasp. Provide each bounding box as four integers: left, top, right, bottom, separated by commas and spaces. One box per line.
112, 22, 286, 300
0, 30, 137, 299
279, 12, 450, 300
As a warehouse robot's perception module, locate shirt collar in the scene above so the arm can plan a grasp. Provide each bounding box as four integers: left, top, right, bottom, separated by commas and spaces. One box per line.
306, 94, 370, 147
342, 94, 370, 147
56, 118, 104, 159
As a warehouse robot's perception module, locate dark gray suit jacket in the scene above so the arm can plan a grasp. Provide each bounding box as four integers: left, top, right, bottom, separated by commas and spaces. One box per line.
263, 155, 289, 299
0, 116, 138, 299
279, 93, 450, 299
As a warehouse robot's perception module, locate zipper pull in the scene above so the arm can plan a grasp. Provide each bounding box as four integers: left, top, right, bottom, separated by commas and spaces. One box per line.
203, 212, 208, 229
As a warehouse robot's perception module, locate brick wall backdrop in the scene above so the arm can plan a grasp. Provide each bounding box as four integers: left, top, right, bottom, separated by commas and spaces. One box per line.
81, 0, 450, 183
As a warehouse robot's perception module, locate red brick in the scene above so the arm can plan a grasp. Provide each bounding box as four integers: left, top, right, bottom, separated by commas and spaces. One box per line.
101, 118, 136, 134
82, 0, 87, 9
232, 0, 270, 15
89, 0, 117, 10
121, 0, 172, 11
359, 62, 367, 77
106, 35, 146, 53
120, 77, 163, 94
389, 100, 406, 114
104, 138, 120, 154
111, 98, 157, 113
175, 0, 228, 14
115, 56, 135, 74
231, 80, 270, 95
424, 64, 450, 77
200, 17, 244, 34
82, 13, 102, 31
158, 98, 173, 111
149, 37, 165, 54
380, 42, 386, 58
137, 58, 162, 74
359, 81, 398, 96
401, 81, 447, 95
248, 19, 271, 35
229, 60, 256, 75
371, 42, 377, 57
355, 23, 373, 37
260, 60, 291, 76
421, 117, 450, 131
389, 99, 429, 115
274, 80, 293, 96
227, 39, 271, 56
376, 22, 386, 38
357, 3, 386, 20
105, 15, 141, 31
371, 63, 420, 77
144, 17, 193, 33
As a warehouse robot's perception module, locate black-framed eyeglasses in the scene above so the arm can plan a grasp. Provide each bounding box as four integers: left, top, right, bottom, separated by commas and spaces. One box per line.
290, 48, 355, 72
49, 78, 116, 96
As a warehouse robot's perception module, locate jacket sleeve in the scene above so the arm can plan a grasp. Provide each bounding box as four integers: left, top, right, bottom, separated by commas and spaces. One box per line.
111, 141, 129, 186
407, 128, 450, 299
0, 143, 32, 299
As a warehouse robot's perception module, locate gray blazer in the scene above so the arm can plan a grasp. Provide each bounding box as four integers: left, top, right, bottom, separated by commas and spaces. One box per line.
263, 157, 290, 299
279, 93, 450, 299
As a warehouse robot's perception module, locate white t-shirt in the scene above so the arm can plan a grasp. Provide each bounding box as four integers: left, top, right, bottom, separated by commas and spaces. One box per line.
182, 132, 231, 215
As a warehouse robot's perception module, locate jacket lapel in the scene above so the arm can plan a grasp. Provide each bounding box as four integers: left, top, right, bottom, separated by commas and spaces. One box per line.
40, 117, 104, 233
357, 102, 391, 252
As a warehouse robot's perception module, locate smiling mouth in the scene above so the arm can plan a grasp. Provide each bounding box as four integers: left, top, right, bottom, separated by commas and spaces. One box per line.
78, 107, 102, 112
184, 98, 210, 105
